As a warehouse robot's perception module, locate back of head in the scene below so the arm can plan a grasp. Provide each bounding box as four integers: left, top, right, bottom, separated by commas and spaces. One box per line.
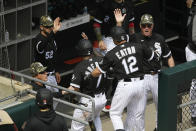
75, 39, 93, 56
140, 14, 154, 25
40, 15, 54, 27
36, 88, 53, 109
110, 26, 127, 43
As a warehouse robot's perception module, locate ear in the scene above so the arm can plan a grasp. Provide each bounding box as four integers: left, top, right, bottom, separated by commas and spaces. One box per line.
139, 24, 142, 29
40, 25, 44, 30
151, 24, 154, 29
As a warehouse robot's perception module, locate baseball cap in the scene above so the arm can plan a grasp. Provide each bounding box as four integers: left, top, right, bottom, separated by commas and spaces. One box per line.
30, 62, 47, 75
140, 14, 154, 25
40, 15, 54, 27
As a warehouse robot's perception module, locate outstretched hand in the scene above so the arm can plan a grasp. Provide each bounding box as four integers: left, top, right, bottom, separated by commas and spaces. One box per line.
53, 17, 61, 33
55, 72, 61, 84
99, 40, 107, 50
114, 8, 126, 26
186, 0, 193, 8
81, 32, 88, 40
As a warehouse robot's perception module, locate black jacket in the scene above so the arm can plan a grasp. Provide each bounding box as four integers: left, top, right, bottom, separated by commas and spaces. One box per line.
24, 110, 68, 131
30, 81, 63, 98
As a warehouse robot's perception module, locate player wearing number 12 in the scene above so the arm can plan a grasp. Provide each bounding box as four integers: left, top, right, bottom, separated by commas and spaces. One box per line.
91, 26, 157, 131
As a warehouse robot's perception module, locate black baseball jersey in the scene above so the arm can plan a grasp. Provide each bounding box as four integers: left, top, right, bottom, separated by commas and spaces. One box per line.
70, 56, 106, 96
131, 33, 172, 73
94, 0, 134, 36
34, 32, 57, 72
97, 42, 154, 80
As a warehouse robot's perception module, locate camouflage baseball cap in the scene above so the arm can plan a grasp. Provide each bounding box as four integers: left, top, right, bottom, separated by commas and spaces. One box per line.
140, 14, 154, 25
30, 62, 47, 75
40, 15, 53, 27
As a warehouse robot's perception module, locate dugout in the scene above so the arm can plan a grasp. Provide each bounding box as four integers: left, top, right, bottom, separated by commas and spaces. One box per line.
158, 60, 196, 131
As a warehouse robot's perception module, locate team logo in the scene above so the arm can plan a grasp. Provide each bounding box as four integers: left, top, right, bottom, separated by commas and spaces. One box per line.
104, 15, 110, 23
99, 60, 103, 65
121, 8, 126, 14
71, 74, 76, 80
154, 42, 162, 58
121, 36, 125, 41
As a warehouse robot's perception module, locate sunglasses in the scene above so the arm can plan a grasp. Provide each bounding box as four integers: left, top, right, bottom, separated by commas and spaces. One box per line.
141, 24, 152, 28
39, 71, 46, 74
44, 26, 53, 29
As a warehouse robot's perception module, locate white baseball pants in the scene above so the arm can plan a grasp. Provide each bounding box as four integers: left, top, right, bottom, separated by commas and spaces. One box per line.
71, 93, 107, 131
46, 74, 59, 109
110, 79, 145, 131
144, 74, 158, 127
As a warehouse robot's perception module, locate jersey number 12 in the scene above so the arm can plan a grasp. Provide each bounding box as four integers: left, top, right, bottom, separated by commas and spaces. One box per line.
122, 56, 138, 74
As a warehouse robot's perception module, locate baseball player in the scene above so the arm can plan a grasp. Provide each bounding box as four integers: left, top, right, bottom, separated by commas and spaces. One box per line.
92, 0, 135, 112
34, 15, 61, 108
30, 62, 66, 98
185, 0, 196, 125
66, 39, 107, 131
91, 26, 157, 131
135, 14, 175, 131
93, 0, 135, 55
114, 10, 175, 130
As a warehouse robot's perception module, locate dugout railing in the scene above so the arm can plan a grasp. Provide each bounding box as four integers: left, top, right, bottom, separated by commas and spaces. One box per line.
0, 67, 95, 128
158, 60, 196, 131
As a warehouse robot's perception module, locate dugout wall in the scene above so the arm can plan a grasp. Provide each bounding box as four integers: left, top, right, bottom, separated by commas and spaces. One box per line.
158, 60, 196, 131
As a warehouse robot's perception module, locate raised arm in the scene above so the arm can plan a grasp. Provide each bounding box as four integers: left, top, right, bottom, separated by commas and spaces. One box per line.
53, 17, 61, 34
114, 8, 126, 27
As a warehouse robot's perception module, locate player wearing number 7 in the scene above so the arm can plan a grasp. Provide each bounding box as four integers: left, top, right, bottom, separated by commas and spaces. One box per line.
90, 26, 158, 131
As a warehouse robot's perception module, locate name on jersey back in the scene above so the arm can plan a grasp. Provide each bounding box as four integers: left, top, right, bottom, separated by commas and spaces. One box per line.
115, 46, 136, 60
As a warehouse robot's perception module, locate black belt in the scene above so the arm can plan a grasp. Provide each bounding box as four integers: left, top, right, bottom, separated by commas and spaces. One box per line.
123, 76, 144, 82
88, 91, 104, 97
78, 102, 88, 107
146, 72, 158, 75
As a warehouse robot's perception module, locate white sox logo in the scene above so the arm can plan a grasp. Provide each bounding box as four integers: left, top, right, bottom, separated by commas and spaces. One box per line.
71, 74, 76, 81
154, 42, 162, 59
121, 8, 126, 14
104, 15, 110, 23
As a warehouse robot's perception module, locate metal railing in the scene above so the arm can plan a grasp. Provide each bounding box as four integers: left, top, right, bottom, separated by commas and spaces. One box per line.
0, 67, 95, 125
